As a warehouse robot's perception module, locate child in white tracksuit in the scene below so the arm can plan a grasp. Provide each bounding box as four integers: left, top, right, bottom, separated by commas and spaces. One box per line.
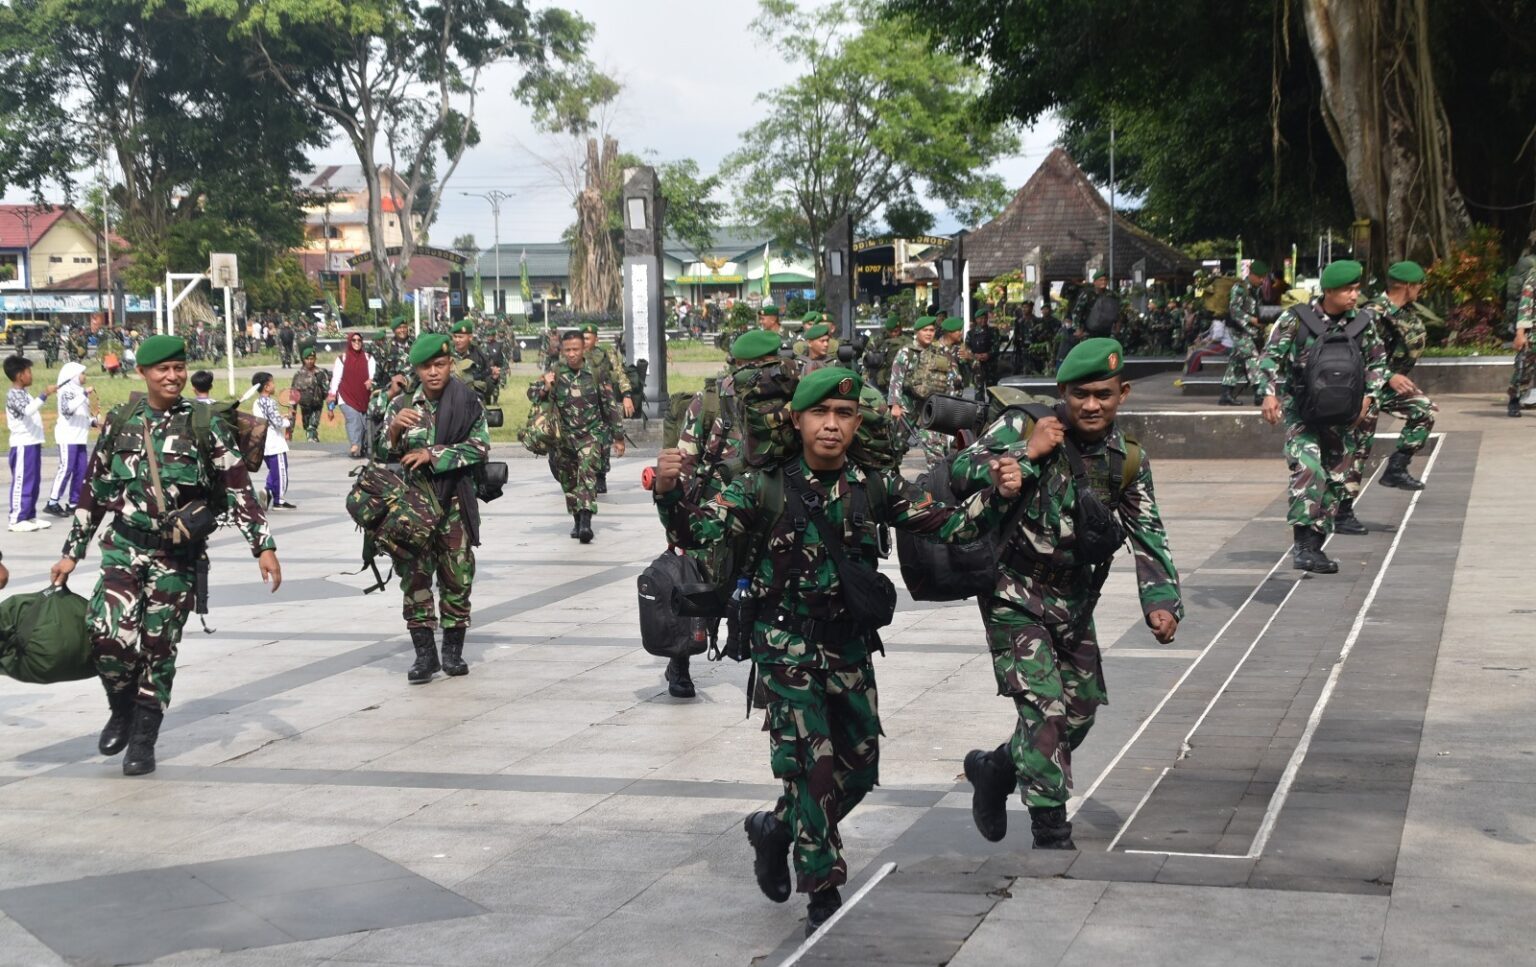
46, 362, 96, 517
252, 372, 296, 509
6, 355, 51, 532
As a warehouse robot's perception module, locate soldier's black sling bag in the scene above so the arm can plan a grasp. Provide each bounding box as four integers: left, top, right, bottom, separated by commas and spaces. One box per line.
781, 463, 898, 631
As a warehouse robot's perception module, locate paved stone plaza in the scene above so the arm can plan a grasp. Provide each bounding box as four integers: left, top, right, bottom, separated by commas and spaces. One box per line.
0, 390, 1531, 966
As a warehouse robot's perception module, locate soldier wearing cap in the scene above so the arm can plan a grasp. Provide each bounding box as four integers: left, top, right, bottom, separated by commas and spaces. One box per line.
1256, 260, 1392, 573
1220, 260, 1270, 406
954, 337, 1181, 852
50, 335, 282, 776
377, 332, 492, 683
1347, 261, 1436, 493
939, 315, 975, 391
886, 316, 956, 465
869, 314, 905, 393
380, 317, 415, 384
652, 366, 1025, 936
1068, 271, 1110, 333
759, 304, 794, 354
966, 306, 998, 387
290, 344, 330, 442
580, 322, 635, 493
450, 319, 499, 404
797, 322, 833, 374
530, 329, 623, 542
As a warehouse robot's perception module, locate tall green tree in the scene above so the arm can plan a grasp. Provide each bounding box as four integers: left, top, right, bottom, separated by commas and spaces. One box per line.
0, 0, 326, 300
723, 0, 1018, 288
215, 0, 605, 303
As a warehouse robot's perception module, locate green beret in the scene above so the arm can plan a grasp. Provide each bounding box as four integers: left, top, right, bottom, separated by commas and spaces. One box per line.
1320, 259, 1363, 290
373, 332, 388, 342
581, 322, 599, 334
1093, 270, 1108, 281
135, 335, 186, 367
940, 316, 965, 333
791, 367, 863, 412
300, 345, 317, 360
913, 315, 938, 331
882, 316, 902, 331
1249, 260, 1270, 277
804, 323, 831, 340
391, 315, 408, 327
801, 311, 822, 324
451, 320, 474, 335
1387, 260, 1425, 284
1056, 337, 1126, 385
731, 329, 781, 361
973, 305, 991, 319
408, 333, 452, 367
760, 304, 780, 317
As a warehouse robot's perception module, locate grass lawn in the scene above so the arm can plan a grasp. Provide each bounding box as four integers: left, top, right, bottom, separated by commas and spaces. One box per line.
4, 360, 713, 448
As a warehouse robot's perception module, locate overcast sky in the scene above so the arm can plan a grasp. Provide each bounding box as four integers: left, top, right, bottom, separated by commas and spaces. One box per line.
6, 0, 1061, 251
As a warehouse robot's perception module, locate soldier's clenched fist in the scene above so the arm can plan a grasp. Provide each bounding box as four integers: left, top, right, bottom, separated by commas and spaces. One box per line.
653, 448, 685, 494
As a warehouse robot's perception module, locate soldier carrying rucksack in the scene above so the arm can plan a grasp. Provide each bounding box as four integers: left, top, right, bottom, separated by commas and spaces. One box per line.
49, 335, 282, 777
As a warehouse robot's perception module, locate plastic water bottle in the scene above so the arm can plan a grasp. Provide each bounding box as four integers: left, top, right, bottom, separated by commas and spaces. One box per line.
731, 577, 750, 605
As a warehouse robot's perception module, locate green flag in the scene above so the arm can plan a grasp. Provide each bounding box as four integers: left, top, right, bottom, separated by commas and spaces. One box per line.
520, 249, 532, 311
761, 242, 772, 300
473, 265, 484, 311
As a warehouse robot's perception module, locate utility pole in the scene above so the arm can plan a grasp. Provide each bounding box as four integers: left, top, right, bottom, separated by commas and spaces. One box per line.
462, 191, 512, 315
1108, 113, 1116, 287
6, 205, 45, 322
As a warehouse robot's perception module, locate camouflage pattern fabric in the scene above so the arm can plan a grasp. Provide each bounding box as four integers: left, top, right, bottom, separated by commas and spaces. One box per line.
584, 341, 632, 476
1510, 267, 1536, 401
951, 415, 1181, 809
453, 343, 497, 403
886, 342, 954, 465
63, 398, 274, 711
379, 339, 415, 385
528, 362, 620, 515
659, 456, 1010, 894
1143, 308, 1178, 355
1223, 280, 1262, 393
291, 366, 331, 442
376, 386, 491, 628
1255, 298, 1391, 533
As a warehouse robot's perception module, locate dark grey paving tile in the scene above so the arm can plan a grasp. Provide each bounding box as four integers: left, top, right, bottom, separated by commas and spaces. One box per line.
0, 867, 227, 923
191, 844, 409, 901
244, 874, 486, 942
43, 899, 293, 965
1065, 851, 1167, 882
1154, 854, 1257, 887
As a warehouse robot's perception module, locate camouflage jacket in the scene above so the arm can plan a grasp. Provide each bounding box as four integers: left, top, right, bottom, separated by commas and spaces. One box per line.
888, 342, 957, 405
1254, 298, 1390, 413
528, 362, 620, 446
658, 456, 1011, 667
374, 385, 491, 486
952, 418, 1182, 626
586, 343, 634, 397
380, 339, 415, 383
677, 360, 798, 477
453, 343, 496, 402
1363, 294, 1428, 376
1069, 287, 1103, 329
290, 365, 331, 407
63, 398, 274, 560
1516, 265, 1536, 331
1227, 280, 1261, 337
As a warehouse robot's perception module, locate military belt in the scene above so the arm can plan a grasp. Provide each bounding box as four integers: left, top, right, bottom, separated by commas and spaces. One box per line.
1008, 556, 1083, 588
766, 610, 864, 646
111, 517, 169, 552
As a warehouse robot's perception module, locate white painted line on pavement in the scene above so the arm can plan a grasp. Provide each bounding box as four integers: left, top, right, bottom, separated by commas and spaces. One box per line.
778, 861, 898, 967
1247, 436, 1444, 857
1106, 767, 1170, 852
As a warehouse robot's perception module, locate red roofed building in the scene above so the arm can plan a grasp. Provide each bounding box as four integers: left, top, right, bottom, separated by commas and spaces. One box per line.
0, 204, 110, 292
301, 165, 420, 261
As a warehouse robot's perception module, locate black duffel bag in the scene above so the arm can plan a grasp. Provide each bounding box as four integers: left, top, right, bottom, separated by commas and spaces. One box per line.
897, 458, 1005, 602
637, 550, 711, 659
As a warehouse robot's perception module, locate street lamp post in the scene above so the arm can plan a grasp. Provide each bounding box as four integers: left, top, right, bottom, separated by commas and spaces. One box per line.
462, 190, 512, 315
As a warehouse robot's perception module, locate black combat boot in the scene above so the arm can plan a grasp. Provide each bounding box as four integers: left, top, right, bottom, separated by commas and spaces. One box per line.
1510, 396, 1523, 418
1028, 804, 1076, 850
665, 655, 695, 698
577, 510, 594, 544
963, 746, 1016, 842
1217, 387, 1237, 406
1333, 500, 1368, 535
744, 810, 792, 903
595, 472, 608, 494
805, 888, 843, 937
407, 627, 440, 684
121, 702, 164, 777
570, 513, 581, 539
1292, 525, 1338, 574
98, 687, 136, 757
440, 627, 469, 677
1379, 451, 1425, 491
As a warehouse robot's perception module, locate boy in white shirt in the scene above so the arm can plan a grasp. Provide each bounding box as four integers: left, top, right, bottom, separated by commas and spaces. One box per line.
6, 355, 52, 532
45, 361, 97, 517
252, 371, 296, 509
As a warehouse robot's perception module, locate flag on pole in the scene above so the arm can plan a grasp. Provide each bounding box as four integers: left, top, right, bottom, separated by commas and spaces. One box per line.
519, 249, 532, 312
761, 242, 772, 301
472, 265, 484, 311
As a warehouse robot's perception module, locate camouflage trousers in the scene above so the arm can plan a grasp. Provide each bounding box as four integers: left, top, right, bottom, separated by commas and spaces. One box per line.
913, 428, 953, 469
299, 404, 324, 442
761, 659, 881, 895
982, 604, 1106, 808
1346, 385, 1437, 486
89, 530, 196, 711
1509, 344, 1535, 400
395, 498, 474, 630
549, 440, 602, 514
1222, 333, 1258, 392
1285, 420, 1352, 533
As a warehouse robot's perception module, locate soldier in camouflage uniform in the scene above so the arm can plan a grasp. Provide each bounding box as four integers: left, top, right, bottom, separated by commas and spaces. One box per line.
530, 330, 623, 543
1347, 261, 1437, 498
50, 335, 281, 776
289, 345, 331, 442
1220, 261, 1268, 406
450, 319, 499, 403
797, 322, 833, 374
581, 323, 635, 494
1257, 260, 1391, 574
380, 318, 415, 385
41, 325, 59, 367
1142, 297, 1175, 355
376, 333, 491, 683
1509, 263, 1536, 418
938, 316, 975, 391
955, 337, 1181, 850
1068, 273, 1108, 332
652, 367, 1025, 935
759, 304, 796, 355
887, 316, 954, 465
869, 316, 904, 393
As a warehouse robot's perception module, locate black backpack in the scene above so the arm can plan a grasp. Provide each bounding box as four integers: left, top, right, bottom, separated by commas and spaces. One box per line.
1295, 304, 1373, 426
637, 550, 711, 659
1086, 294, 1120, 337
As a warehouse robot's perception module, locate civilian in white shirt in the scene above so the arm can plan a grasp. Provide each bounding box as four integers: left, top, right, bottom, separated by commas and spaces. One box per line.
252, 372, 296, 509
6, 355, 52, 532
44, 361, 97, 517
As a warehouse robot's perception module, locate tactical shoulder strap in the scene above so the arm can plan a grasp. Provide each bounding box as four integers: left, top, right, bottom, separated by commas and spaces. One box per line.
1121, 438, 1144, 493
1343, 308, 1374, 342
1293, 303, 1329, 340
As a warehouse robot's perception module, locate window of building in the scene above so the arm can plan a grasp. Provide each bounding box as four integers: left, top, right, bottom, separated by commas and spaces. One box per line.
327, 227, 341, 239
49, 255, 63, 263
